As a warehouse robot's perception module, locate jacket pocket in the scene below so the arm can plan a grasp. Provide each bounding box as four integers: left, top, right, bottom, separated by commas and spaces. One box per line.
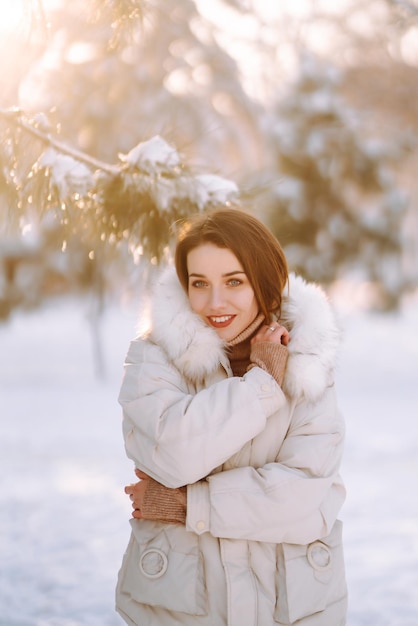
117, 519, 207, 615
274, 520, 346, 624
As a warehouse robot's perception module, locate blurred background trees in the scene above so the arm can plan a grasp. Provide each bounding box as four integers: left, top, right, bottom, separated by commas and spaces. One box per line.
0, 0, 417, 319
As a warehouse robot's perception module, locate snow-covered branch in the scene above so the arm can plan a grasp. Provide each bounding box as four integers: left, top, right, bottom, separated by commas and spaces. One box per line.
0, 108, 239, 261
0, 108, 119, 175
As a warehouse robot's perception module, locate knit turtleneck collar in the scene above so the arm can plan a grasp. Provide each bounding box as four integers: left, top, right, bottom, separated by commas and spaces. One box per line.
227, 313, 265, 347
225, 313, 264, 377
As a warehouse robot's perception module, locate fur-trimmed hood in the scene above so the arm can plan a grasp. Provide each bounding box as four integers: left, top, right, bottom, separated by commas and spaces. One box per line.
144, 266, 342, 403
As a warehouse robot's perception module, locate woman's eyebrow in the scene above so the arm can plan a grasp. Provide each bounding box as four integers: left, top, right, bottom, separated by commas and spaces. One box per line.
189, 271, 246, 278
223, 271, 246, 277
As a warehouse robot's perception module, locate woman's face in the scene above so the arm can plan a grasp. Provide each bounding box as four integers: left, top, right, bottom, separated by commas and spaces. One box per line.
187, 243, 259, 341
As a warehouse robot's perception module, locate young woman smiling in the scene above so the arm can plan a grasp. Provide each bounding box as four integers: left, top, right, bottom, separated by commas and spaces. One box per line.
116, 208, 347, 626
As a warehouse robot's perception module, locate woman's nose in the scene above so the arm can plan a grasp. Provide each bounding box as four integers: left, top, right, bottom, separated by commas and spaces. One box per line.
209, 287, 225, 309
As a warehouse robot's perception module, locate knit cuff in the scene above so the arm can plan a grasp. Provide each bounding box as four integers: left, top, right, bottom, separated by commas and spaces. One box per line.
249, 342, 288, 387
141, 478, 187, 525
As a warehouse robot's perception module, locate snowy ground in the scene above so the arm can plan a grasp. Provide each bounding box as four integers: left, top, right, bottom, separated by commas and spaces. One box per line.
0, 290, 417, 626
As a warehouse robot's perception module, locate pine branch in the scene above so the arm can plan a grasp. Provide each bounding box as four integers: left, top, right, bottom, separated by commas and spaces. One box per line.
0, 107, 119, 175
0, 107, 239, 261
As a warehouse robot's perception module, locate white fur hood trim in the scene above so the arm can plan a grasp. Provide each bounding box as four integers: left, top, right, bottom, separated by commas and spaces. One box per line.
144, 266, 342, 402
280, 274, 341, 402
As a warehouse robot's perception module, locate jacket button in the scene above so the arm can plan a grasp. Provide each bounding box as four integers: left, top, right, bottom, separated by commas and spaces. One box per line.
307, 541, 332, 571
139, 548, 168, 578
261, 384, 270, 392
196, 520, 206, 531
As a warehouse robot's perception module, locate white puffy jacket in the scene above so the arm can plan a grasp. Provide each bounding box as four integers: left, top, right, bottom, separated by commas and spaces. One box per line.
116, 268, 347, 626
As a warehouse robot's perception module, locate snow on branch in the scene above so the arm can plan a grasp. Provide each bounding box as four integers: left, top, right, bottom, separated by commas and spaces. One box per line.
0, 108, 239, 261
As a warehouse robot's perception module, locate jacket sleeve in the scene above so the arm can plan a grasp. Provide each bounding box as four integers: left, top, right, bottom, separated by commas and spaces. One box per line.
186, 384, 346, 545
118, 339, 287, 488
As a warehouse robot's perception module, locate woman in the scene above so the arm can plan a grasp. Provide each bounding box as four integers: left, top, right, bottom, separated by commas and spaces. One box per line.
116, 208, 347, 626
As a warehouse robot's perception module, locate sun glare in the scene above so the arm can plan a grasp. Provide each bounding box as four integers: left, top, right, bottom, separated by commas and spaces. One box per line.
0, 0, 26, 37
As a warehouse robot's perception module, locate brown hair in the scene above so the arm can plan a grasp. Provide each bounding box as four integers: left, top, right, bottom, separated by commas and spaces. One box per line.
174, 208, 288, 320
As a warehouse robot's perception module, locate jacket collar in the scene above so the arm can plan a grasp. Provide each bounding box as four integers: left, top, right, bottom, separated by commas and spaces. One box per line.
145, 266, 342, 403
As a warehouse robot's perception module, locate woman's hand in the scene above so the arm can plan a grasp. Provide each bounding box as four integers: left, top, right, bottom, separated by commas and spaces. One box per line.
124, 469, 150, 519
251, 322, 290, 346
124, 470, 187, 524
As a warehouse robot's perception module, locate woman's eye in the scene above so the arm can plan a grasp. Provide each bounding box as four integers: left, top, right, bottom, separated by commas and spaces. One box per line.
191, 280, 207, 288
228, 279, 242, 287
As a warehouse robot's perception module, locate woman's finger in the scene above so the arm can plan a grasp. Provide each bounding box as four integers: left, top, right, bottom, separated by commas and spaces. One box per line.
135, 469, 149, 480
279, 327, 290, 345
252, 324, 290, 345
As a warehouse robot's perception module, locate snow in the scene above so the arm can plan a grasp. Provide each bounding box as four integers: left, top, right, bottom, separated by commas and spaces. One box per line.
119, 136, 181, 173
116, 137, 239, 212
193, 174, 239, 207
36, 148, 94, 199
1, 292, 418, 626
335, 305, 418, 626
